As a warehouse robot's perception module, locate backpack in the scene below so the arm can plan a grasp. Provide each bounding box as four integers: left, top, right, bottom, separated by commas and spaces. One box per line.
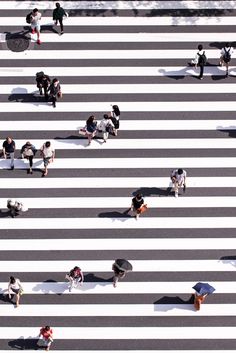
26, 12, 32, 24
223, 47, 231, 63
197, 51, 207, 65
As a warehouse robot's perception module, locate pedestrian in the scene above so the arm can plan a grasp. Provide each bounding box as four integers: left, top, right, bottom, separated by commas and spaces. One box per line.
36, 72, 51, 99
112, 262, 126, 287
66, 266, 84, 292
7, 199, 28, 218
110, 104, 120, 136
39, 326, 53, 351
194, 292, 208, 311
98, 114, 114, 143
191, 44, 207, 80
47, 78, 62, 108
21, 141, 37, 174
8, 276, 23, 307
2, 136, 15, 170
53, 2, 68, 35
219, 42, 233, 77
170, 168, 187, 198
30, 8, 42, 45
40, 141, 55, 177
85, 115, 97, 145
130, 193, 147, 220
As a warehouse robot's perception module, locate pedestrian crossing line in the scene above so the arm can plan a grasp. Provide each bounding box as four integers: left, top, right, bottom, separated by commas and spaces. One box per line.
2, 16, 236, 26
3, 304, 236, 317
1, 120, 234, 131
1, 217, 236, 230
1, 157, 236, 169
0, 281, 234, 295
0, 66, 233, 77
0, 351, 232, 353
0, 49, 229, 60
24, 32, 236, 43
3, 139, 236, 150
0, 177, 235, 189
0, 101, 235, 112
0, 326, 236, 339
1, 237, 236, 251
4, 83, 236, 94
2, 196, 236, 210
1, 0, 235, 10
0, 259, 234, 272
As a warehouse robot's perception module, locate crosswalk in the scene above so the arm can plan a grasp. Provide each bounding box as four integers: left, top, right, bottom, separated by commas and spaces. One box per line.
1, 0, 236, 351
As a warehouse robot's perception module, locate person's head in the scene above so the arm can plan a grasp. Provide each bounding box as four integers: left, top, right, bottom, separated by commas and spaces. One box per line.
225, 42, 230, 48
6, 136, 12, 143
26, 141, 31, 146
87, 115, 95, 124
198, 44, 203, 51
45, 326, 50, 331
9, 276, 16, 284
45, 141, 51, 148
103, 114, 109, 119
177, 168, 183, 175
8, 199, 15, 207
73, 266, 79, 271
113, 105, 120, 115
56, 2, 60, 8
33, 8, 38, 15
135, 193, 143, 200
52, 78, 59, 86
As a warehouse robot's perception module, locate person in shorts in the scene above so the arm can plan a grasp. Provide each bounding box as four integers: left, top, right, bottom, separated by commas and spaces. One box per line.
39, 326, 53, 351
30, 8, 42, 45
40, 141, 55, 177
8, 276, 23, 307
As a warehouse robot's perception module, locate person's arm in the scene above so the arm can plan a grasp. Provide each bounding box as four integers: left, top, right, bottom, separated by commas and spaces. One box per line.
53, 9, 56, 21
8, 283, 12, 297
51, 149, 55, 161
12, 141, 16, 152
80, 271, 84, 283
2, 145, 6, 158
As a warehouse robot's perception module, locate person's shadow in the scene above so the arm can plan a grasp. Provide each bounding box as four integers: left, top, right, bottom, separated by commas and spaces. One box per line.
8, 337, 39, 350
98, 211, 133, 220
154, 294, 194, 312
32, 279, 68, 295
132, 187, 173, 197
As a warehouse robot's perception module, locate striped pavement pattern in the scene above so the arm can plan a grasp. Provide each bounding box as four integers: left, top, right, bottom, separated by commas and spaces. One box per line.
0, 0, 236, 352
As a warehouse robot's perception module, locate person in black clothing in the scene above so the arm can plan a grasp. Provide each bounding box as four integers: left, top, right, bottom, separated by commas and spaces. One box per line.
53, 2, 68, 35
36, 72, 51, 99
112, 262, 126, 288
131, 193, 144, 220
191, 44, 206, 80
21, 141, 37, 174
47, 78, 62, 108
2, 136, 15, 170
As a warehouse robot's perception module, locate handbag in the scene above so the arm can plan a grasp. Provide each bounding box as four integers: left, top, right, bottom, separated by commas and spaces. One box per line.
137, 204, 148, 214
78, 128, 87, 136
23, 148, 33, 157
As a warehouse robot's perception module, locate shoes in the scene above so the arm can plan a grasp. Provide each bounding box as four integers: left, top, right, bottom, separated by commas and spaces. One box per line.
52, 102, 56, 108
29, 169, 33, 174
113, 282, 117, 288
11, 166, 14, 170
199, 77, 203, 80
135, 214, 139, 220
103, 139, 107, 143
41, 173, 45, 177
37, 39, 41, 45
60, 31, 64, 35
226, 72, 229, 77
31, 29, 35, 34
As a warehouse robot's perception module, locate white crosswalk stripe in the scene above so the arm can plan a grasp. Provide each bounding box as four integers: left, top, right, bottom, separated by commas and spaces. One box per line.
0, 0, 236, 352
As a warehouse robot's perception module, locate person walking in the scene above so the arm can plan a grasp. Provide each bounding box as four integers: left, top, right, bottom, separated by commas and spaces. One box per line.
98, 114, 114, 143
7, 199, 28, 218
8, 276, 23, 307
194, 292, 208, 311
66, 266, 84, 292
131, 193, 147, 220
30, 8, 42, 45
21, 141, 37, 174
85, 115, 97, 145
39, 326, 53, 351
219, 42, 233, 77
170, 168, 187, 198
191, 44, 207, 80
47, 78, 62, 108
112, 262, 126, 288
40, 141, 55, 177
36, 72, 51, 99
53, 2, 68, 35
110, 104, 120, 136
2, 136, 15, 170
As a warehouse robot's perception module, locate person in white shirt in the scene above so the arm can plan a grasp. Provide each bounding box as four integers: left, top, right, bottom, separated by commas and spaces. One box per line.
191, 44, 206, 80
8, 276, 23, 307
30, 8, 42, 45
219, 42, 233, 77
170, 168, 187, 198
98, 114, 114, 143
40, 141, 55, 177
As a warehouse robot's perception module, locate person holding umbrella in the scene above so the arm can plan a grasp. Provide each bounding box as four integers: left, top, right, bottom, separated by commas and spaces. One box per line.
112, 259, 132, 288
192, 282, 215, 311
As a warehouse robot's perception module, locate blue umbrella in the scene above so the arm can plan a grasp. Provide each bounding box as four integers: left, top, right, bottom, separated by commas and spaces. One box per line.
192, 282, 215, 295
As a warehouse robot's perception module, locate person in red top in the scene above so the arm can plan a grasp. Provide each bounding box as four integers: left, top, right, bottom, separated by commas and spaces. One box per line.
39, 326, 53, 351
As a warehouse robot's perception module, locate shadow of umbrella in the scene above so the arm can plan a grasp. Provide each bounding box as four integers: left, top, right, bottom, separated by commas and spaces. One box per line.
220, 255, 236, 268
154, 294, 194, 312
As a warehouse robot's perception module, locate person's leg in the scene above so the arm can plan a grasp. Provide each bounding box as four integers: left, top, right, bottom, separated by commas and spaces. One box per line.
113, 275, 119, 287
103, 131, 108, 142
10, 152, 14, 169
199, 65, 204, 79
36, 25, 41, 44
15, 293, 20, 307
29, 156, 33, 173
52, 95, 56, 108
43, 86, 49, 100
226, 62, 229, 76
59, 18, 64, 33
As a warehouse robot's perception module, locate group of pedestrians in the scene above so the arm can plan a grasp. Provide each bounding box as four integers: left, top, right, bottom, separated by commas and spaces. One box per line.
191, 42, 233, 79
2, 137, 55, 177
36, 72, 62, 107
26, 2, 68, 44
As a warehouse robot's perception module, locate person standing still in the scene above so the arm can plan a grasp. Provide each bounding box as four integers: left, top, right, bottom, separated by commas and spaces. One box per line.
53, 2, 68, 35
191, 44, 206, 80
30, 8, 42, 45
40, 141, 55, 177
2, 136, 15, 170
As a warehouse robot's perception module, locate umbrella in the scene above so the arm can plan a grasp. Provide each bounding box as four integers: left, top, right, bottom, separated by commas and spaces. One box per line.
115, 259, 133, 272
192, 282, 215, 296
